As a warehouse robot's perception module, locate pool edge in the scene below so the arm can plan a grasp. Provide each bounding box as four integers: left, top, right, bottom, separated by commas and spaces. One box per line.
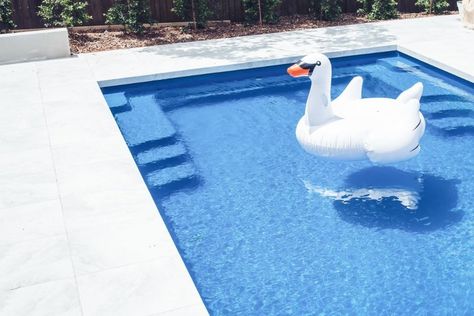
98, 44, 473, 89
97, 45, 398, 88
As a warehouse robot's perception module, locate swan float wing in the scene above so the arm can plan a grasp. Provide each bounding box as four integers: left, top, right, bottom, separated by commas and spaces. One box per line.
364, 131, 419, 164
334, 76, 363, 103
364, 100, 424, 164
331, 76, 363, 118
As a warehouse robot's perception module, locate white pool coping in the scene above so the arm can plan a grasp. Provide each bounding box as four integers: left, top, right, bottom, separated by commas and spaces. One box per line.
0, 14, 473, 316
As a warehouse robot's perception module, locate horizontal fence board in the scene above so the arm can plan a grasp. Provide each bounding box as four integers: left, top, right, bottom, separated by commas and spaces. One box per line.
11, 0, 457, 29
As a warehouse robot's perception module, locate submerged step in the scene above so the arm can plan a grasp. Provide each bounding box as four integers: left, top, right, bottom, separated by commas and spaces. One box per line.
115, 95, 177, 147
136, 143, 188, 166
104, 92, 128, 108
145, 162, 197, 188
424, 108, 474, 120
104, 91, 128, 108
103, 91, 132, 114
421, 95, 472, 104
377, 59, 422, 74
428, 117, 474, 129
160, 78, 303, 111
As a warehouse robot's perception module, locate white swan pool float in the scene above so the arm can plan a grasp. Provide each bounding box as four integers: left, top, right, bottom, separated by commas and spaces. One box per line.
287, 53, 426, 164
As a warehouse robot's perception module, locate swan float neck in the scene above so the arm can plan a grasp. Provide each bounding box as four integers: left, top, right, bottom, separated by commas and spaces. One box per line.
306, 68, 334, 126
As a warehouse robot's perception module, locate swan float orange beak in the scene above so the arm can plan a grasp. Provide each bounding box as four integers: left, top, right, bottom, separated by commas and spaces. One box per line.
287, 64, 310, 78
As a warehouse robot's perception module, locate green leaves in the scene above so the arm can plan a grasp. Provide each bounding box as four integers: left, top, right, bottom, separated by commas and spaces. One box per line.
104, 3, 127, 26
38, 0, 92, 27
172, 0, 212, 29
358, 0, 398, 20
0, 0, 15, 32
310, 0, 342, 21
242, 0, 282, 24
415, 0, 449, 14
368, 0, 398, 19
105, 0, 151, 34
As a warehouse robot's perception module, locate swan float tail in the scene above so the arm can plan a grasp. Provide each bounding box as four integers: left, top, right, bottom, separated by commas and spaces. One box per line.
397, 82, 423, 103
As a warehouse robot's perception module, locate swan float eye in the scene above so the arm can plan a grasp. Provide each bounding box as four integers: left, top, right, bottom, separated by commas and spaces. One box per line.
316, 61, 322, 66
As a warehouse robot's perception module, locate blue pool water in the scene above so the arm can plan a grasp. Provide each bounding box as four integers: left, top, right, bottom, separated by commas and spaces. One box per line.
102, 52, 474, 315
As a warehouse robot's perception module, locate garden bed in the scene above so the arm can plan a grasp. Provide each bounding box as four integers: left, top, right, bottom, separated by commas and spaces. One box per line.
69, 12, 457, 54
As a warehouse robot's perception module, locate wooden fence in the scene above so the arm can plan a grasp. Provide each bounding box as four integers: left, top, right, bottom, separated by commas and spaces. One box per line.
12, 0, 457, 29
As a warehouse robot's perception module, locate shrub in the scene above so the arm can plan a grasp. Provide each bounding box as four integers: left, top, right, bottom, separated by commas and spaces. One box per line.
415, 0, 449, 14
0, 0, 15, 32
172, 0, 212, 29
369, 0, 398, 19
242, 0, 259, 24
104, 3, 127, 28
243, 0, 282, 24
38, 0, 92, 27
309, 0, 342, 21
105, 0, 151, 34
358, 0, 398, 20
357, 0, 373, 16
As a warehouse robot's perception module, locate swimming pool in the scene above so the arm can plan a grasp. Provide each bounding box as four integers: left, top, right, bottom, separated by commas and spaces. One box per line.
102, 52, 473, 315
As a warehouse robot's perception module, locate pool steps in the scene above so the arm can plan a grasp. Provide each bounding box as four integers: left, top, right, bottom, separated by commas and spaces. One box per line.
136, 143, 188, 165
146, 163, 197, 188
106, 93, 201, 198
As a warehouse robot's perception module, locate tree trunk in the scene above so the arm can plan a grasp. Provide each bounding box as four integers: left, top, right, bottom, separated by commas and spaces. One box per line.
191, 0, 197, 30
257, 0, 263, 26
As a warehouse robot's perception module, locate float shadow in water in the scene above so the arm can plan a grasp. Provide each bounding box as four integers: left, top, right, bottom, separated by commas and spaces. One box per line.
309, 167, 463, 233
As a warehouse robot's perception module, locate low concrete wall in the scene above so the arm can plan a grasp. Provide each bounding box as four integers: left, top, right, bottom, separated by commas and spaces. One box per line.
0, 28, 70, 65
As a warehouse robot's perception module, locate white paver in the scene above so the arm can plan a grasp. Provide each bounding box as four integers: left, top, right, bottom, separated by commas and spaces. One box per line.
0, 200, 64, 245
76, 258, 203, 316
0, 15, 472, 316
0, 234, 74, 290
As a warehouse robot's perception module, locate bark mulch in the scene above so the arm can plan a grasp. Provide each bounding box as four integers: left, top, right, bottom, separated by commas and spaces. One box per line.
69, 12, 456, 54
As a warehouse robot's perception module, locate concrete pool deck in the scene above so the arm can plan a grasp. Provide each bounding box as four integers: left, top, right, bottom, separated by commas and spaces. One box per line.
0, 14, 473, 316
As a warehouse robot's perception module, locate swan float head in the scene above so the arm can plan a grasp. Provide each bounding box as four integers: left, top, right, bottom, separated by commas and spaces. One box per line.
287, 53, 331, 81
287, 53, 426, 164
